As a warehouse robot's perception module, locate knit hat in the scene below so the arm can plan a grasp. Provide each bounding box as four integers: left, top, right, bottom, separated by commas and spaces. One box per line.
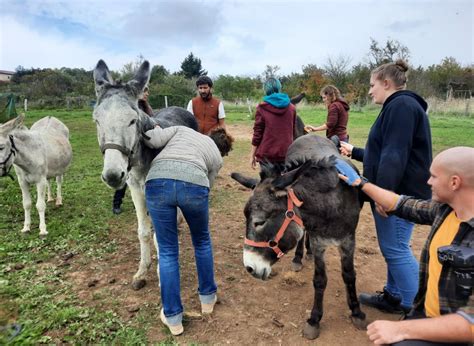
264, 77, 282, 96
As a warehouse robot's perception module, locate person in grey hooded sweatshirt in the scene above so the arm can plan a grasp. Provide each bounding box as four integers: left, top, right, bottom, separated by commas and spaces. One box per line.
249, 77, 297, 172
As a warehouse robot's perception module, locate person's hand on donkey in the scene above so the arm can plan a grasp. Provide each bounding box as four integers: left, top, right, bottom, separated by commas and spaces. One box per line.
334, 158, 367, 187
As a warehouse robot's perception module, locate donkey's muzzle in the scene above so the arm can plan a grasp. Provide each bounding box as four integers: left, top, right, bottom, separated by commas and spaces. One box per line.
102, 170, 126, 189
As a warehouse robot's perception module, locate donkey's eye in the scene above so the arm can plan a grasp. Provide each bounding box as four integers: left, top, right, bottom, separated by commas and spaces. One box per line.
0, 146, 4, 151
253, 220, 265, 231
129, 119, 137, 126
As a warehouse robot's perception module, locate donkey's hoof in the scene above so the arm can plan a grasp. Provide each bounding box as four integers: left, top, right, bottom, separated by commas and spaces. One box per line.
291, 261, 303, 272
39, 232, 48, 238
132, 279, 146, 290
350, 316, 368, 330
303, 322, 320, 340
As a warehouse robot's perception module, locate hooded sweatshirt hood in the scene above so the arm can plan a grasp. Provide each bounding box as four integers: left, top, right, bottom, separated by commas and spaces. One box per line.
383, 90, 428, 112
263, 93, 291, 109
335, 99, 350, 111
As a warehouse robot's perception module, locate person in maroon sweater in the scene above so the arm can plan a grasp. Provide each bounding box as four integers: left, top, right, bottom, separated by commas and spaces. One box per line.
250, 78, 297, 171
305, 85, 350, 141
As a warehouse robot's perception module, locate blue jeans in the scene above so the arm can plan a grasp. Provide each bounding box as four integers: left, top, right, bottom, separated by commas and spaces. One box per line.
145, 179, 217, 323
373, 210, 419, 309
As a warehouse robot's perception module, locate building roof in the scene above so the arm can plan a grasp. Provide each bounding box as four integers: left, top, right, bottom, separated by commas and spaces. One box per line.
0, 70, 15, 75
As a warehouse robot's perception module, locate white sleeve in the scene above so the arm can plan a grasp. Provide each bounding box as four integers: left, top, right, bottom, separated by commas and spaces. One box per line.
186, 100, 194, 114
218, 101, 225, 119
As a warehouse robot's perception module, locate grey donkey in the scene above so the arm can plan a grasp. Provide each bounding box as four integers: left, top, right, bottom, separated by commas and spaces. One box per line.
0, 115, 72, 236
93, 59, 199, 290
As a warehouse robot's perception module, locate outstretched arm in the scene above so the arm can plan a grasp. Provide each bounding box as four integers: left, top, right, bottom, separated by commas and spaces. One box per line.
335, 159, 399, 211
305, 124, 328, 132
144, 126, 177, 149
360, 182, 400, 212
335, 158, 443, 223
367, 314, 473, 345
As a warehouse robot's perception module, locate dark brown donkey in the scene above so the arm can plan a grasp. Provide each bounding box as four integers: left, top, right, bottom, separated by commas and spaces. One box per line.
231, 134, 366, 340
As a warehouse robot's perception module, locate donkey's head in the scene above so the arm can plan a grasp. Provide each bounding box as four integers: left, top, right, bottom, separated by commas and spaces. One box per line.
231, 161, 314, 280
0, 115, 24, 177
93, 59, 150, 189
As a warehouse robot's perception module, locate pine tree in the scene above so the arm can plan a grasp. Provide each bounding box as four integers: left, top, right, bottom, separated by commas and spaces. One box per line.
180, 52, 207, 79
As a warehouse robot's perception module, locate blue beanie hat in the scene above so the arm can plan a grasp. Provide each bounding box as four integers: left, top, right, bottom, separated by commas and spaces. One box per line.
264, 77, 282, 95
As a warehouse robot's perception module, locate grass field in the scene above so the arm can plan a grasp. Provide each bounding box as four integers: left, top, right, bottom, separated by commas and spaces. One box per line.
0, 106, 473, 343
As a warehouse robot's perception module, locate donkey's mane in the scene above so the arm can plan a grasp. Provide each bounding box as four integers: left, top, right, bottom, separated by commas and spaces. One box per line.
284, 155, 336, 173
259, 155, 337, 183
259, 161, 284, 180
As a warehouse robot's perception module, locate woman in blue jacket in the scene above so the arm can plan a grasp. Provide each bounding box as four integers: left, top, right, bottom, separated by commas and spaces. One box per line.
341, 60, 432, 313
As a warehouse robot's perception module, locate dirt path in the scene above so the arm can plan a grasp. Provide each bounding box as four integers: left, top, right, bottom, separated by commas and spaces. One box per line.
66, 123, 430, 345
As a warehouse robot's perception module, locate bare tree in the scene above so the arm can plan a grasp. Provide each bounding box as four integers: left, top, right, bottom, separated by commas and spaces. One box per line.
120, 54, 145, 80
323, 55, 352, 90
261, 65, 280, 81
368, 38, 410, 67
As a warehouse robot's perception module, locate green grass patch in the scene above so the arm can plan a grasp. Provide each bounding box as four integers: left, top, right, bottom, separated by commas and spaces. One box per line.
0, 105, 472, 343
0, 109, 149, 344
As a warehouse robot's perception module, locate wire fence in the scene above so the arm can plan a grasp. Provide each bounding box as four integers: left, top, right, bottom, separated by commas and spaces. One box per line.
6, 94, 474, 118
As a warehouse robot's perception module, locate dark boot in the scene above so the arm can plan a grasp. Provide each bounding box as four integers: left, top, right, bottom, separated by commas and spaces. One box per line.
359, 288, 408, 314
112, 206, 122, 215
112, 186, 126, 215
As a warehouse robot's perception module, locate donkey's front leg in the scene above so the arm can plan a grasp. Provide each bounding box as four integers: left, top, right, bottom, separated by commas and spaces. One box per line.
291, 234, 305, 272
129, 184, 153, 290
34, 178, 48, 236
17, 175, 32, 234
303, 241, 327, 340
339, 236, 367, 329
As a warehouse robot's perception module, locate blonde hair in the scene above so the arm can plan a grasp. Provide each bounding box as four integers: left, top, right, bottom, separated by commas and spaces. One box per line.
320, 85, 341, 103
372, 59, 409, 89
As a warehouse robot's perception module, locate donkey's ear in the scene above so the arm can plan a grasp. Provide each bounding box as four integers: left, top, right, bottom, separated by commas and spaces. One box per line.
272, 159, 313, 190
0, 114, 25, 134
128, 60, 150, 97
93, 60, 114, 97
230, 172, 259, 190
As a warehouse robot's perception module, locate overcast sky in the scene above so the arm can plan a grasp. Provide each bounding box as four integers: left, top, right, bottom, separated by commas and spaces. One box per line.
0, 0, 472, 78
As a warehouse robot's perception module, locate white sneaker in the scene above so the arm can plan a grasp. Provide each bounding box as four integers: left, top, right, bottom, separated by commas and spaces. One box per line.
160, 309, 183, 336
201, 295, 217, 315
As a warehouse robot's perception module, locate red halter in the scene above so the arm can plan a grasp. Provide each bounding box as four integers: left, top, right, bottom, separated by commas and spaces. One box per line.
244, 188, 304, 258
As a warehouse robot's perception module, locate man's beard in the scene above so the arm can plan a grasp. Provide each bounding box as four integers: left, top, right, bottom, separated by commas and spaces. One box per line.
199, 92, 211, 100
